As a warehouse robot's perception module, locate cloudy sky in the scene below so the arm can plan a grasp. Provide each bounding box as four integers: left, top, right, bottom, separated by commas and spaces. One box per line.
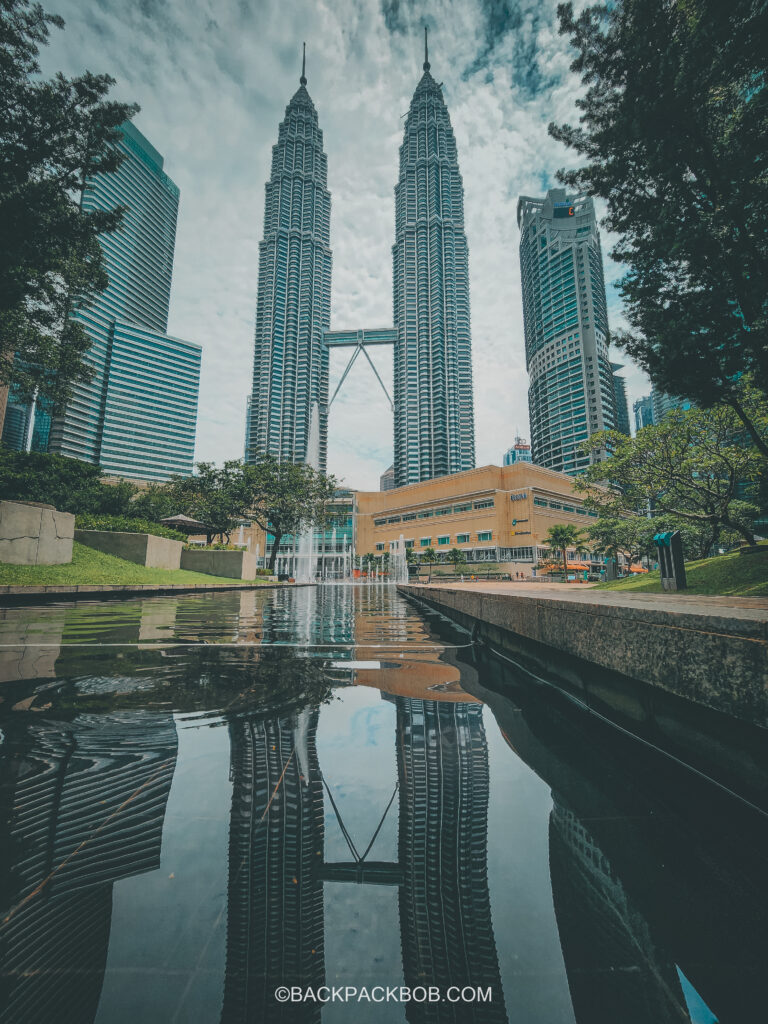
42, 0, 649, 490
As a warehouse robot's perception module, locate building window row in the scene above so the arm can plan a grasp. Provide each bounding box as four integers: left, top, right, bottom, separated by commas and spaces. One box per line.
371, 497, 494, 527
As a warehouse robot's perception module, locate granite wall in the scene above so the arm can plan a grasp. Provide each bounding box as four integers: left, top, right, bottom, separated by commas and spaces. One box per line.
0, 501, 74, 565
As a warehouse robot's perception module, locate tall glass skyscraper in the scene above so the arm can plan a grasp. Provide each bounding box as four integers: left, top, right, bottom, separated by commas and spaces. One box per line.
517, 188, 616, 475
48, 121, 200, 480
246, 51, 332, 471
393, 33, 475, 487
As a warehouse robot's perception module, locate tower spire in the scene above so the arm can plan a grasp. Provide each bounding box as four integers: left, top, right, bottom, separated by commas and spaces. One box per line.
423, 25, 430, 72
300, 41, 307, 86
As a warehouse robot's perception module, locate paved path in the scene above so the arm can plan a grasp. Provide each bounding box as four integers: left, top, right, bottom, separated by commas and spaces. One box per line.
411, 580, 768, 620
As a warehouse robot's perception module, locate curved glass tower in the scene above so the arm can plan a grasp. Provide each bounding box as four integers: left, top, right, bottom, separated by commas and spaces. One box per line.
393, 32, 475, 487
247, 49, 332, 470
517, 188, 616, 475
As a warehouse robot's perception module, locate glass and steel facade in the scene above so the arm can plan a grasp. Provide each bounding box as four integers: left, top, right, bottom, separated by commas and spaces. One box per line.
48, 121, 199, 479
392, 49, 475, 486
0, 387, 32, 451
246, 64, 332, 470
503, 437, 533, 466
517, 189, 616, 475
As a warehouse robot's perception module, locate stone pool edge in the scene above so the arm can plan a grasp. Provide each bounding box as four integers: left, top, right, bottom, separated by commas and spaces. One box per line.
398, 582, 768, 730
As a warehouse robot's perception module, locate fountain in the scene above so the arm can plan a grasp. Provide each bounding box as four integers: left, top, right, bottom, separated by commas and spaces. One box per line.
390, 533, 409, 584
295, 403, 320, 583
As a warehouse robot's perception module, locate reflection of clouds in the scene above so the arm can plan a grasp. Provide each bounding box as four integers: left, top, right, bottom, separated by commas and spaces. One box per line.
39, 0, 647, 488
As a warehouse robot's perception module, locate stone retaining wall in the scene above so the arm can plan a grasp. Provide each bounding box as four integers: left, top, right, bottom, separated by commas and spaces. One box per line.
75, 530, 182, 569
399, 584, 768, 729
0, 500, 74, 565
180, 548, 258, 580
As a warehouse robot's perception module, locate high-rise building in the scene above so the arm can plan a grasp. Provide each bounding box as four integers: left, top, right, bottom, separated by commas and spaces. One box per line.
633, 393, 654, 432
380, 465, 395, 491
246, 48, 332, 471
611, 362, 631, 435
651, 388, 693, 423
0, 385, 32, 451
393, 31, 475, 487
48, 121, 200, 481
503, 436, 533, 466
517, 188, 616, 475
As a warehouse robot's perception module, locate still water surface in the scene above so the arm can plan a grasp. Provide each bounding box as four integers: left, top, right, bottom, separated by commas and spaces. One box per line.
0, 586, 765, 1023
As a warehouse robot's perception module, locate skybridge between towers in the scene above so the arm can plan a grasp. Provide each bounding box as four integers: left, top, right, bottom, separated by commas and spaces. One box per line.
324, 327, 396, 411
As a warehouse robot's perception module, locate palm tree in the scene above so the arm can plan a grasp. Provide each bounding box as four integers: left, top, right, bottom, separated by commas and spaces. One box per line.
422, 546, 437, 582
449, 547, 467, 574
544, 524, 586, 581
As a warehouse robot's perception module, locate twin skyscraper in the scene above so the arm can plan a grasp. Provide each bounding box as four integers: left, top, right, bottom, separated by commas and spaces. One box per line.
245, 34, 476, 487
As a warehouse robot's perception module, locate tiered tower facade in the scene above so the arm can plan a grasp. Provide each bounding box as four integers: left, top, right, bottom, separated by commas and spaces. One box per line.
517, 189, 616, 475
246, 50, 332, 471
392, 32, 475, 487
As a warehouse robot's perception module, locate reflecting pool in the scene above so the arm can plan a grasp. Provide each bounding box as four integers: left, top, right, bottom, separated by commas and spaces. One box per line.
0, 586, 765, 1022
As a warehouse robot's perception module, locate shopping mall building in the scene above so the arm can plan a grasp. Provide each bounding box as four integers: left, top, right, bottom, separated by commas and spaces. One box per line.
236, 462, 602, 576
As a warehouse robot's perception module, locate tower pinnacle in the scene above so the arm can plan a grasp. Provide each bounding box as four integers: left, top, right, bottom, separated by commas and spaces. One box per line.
300, 41, 307, 86
423, 26, 430, 72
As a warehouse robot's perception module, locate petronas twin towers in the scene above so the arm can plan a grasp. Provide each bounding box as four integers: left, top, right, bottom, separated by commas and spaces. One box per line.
246, 35, 475, 487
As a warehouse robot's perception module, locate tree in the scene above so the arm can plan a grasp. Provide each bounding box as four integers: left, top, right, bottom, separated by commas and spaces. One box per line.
549, 0, 768, 454
586, 515, 655, 567
160, 461, 250, 544
0, 447, 135, 513
448, 547, 467, 574
243, 456, 337, 571
544, 524, 587, 580
421, 546, 437, 582
1, 0, 139, 409
575, 405, 763, 546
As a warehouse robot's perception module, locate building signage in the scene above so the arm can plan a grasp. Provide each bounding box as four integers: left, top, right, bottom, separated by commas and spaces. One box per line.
510, 492, 527, 502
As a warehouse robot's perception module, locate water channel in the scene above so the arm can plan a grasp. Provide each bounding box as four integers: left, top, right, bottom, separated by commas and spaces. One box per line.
0, 585, 765, 1022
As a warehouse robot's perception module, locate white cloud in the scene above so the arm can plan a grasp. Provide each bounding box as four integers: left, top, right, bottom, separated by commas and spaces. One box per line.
42, 0, 649, 489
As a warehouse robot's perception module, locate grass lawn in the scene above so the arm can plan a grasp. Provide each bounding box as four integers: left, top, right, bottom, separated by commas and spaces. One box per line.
596, 543, 768, 597
0, 541, 264, 588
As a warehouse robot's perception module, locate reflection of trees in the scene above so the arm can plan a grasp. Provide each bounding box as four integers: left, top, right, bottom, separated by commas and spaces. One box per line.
36, 645, 337, 720
0, 712, 177, 1023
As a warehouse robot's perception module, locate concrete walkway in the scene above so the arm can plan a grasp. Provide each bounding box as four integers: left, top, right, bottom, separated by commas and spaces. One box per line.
414, 580, 768, 625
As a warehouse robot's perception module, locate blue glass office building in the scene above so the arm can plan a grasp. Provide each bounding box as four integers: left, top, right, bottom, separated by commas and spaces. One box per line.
48, 121, 200, 480
246, 54, 332, 470
393, 37, 475, 486
517, 189, 616, 474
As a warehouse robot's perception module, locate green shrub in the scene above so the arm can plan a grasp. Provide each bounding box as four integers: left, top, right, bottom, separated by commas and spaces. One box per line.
0, 450, 136, 515
75, 513, 185, 541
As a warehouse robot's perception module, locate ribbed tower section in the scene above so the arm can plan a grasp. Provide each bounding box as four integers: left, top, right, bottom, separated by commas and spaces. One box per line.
393, 36, 475, 487
247, 53, 332, 471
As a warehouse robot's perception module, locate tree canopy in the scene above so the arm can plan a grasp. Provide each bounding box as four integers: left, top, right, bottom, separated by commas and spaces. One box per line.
0, 447, 136, 514
575, 403, 763, 547
1, 0, 138, 408
550, 0, 768, 453
243, 457, 337, 570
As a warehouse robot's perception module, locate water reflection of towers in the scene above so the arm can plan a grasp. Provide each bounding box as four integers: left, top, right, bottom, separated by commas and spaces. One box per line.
222, 709, 325, 1024
395, 698, 507, 1023
0, 712, 178, 1024
222, 697, 507, 1022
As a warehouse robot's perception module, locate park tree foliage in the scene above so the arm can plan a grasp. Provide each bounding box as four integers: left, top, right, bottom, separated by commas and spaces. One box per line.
243, 457, 337, 571
0, 448, 136, 513
1, 0, 138, 408
550, 0, 768, 454
576, 404, 763, 548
